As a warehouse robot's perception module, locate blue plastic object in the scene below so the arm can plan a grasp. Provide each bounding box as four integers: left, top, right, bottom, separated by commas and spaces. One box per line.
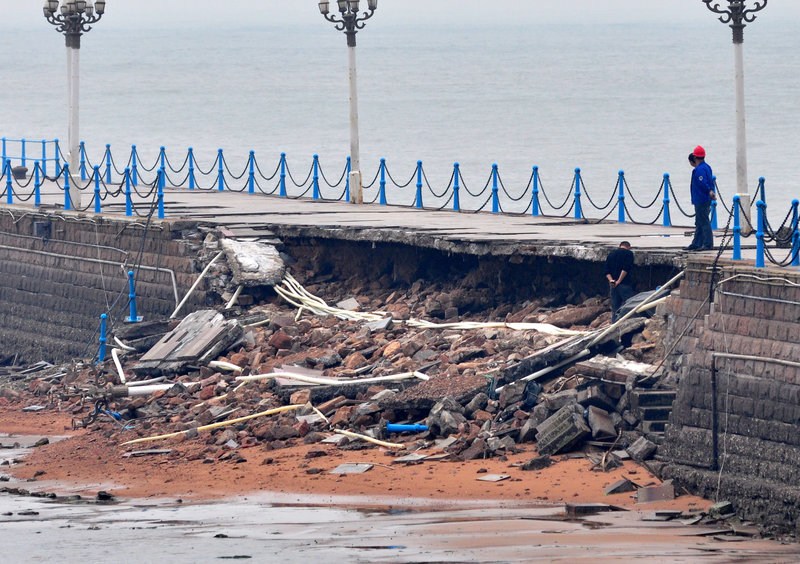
385, 423, 429, 434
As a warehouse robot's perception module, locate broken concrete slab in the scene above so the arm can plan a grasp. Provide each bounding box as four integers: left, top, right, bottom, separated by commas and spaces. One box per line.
626, 436, 657, 462
587, 406, 616, 440
535, 403, 591, 456
521, 455, 552, 471
636, 480, 675, 503
604, 478, 639, 495
330, 463, 373, 474
220, 239, 285, 287
565, 503, 625, 517
134, 310, 243, 375
476, 474, 510, 482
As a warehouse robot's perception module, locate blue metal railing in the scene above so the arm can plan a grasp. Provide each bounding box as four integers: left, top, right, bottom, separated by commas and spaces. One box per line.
2, 137, 799, 268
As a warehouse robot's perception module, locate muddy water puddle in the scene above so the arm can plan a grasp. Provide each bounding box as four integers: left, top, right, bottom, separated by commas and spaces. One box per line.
1, 493, 799, 563
1, 435, 799, 562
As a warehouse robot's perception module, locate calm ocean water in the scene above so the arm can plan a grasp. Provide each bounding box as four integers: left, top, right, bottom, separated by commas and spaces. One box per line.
2, 21, 799, 214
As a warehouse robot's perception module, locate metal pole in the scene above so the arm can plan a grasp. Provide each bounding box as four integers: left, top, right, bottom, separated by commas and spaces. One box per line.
68, 44, 81, 207
734, 41, 749, 203
348, 44, 362, 204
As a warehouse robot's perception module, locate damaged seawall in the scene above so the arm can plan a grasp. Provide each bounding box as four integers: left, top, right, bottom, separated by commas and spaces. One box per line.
659, 257, 800, 533
0, 210, 208, 363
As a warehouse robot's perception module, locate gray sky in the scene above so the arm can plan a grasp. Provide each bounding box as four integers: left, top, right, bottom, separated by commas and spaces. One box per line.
18, 0, 800, 28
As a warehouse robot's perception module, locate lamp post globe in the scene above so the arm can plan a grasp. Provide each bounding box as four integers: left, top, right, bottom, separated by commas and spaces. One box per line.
701, 0, 768, 220
319, 0, 378, 204
42, 0, 107, 209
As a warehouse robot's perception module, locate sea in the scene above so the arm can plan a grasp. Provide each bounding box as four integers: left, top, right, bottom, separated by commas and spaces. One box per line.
2, 19, 799, 218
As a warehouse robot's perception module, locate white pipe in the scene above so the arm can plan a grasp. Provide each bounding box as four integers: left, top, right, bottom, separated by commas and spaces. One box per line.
170, 251, 224, 319
495, 348, 592, 393
235, 370, 429, 386
113, 336, 136, 352
126, 377, 166, 387
125, 383, 177, 397
111, 348, 127, 384
225, 284, 243, 310
209, 360, 243, 373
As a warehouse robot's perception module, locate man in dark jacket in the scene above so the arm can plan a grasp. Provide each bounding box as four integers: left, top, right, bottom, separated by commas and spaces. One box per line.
685, 145, 716, 251
605, 241, 635, 322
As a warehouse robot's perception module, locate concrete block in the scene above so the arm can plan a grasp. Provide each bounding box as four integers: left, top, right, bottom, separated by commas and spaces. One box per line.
626, 436, 657, 462
535, 404, 590, 456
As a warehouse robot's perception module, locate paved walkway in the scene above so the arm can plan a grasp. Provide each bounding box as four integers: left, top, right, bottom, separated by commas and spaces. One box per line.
12, 181, 775, 266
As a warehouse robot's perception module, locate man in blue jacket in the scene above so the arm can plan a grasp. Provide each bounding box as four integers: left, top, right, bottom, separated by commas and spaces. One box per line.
685, 145, 716, 251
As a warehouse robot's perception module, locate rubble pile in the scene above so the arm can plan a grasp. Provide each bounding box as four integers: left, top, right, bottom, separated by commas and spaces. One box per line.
0, 258, 674, 485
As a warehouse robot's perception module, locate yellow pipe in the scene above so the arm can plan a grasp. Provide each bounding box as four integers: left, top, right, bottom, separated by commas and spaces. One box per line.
121, 404, 304, 446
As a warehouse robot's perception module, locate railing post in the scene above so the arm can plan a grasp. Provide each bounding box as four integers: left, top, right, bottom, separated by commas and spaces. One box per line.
415, 160, 423, 209
41, 139, 48, 177
711, 176, 718, 230
758, 176, 766, 204
732, 195, 742, 261
617, 170, 625, 223
279, 152, 287, 198
662, 173, 672, 227
793, 230, 800, 268
125, 270, 143, 323
21, 138, 27, 168
105, 144, 112, 183
344, 156, 351, 203
312, 154, 320, 200
159, 146, 166, 172
453, 162, 461, 212
63, 164, 71, 211
54, 138, 62, 177
131, 145, 139, 186
187, 147, 195, 190
34, 162, 41, 207
791, 199, 799, 267
4, 160, 12, 205
158, 168, 165, 219
248, 151, 255, 194
79, 141, 87, 181
125, 167, 132, 217
217, 148, 225, 191
98, 313, 108, 363
491, 163, 500, 214
93, 165, 101, 214
573, 167, 583, 219
379, 158, 387, 206
532, 166, 540, 217
755, 200, 766, 268
1, 137, 5, 165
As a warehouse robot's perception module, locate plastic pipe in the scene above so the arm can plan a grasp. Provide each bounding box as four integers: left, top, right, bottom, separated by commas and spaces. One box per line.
121, 404, 304, 446
235, 370, 429, 386
386, 423, 428, 434
170, 251, 224, 319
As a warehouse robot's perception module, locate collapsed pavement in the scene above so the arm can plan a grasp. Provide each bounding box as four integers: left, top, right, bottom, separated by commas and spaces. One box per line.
0, 233, 761, 537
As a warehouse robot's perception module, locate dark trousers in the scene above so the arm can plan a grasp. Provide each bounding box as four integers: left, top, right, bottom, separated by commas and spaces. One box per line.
611, 283, 635, 322
691, 202, 713, 249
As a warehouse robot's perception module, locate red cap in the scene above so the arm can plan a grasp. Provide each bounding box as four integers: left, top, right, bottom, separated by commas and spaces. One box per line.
692, 145, 706, 158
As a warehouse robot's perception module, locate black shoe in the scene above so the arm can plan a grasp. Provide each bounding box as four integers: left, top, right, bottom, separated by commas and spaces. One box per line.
698, 246, 714, 251
683, 246, 699, 251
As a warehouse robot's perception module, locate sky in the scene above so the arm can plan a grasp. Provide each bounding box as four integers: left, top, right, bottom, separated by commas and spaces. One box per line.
15, 0, 800, 29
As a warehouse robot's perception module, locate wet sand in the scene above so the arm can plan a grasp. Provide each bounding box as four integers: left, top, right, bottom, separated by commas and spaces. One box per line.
3, 412, 800, 562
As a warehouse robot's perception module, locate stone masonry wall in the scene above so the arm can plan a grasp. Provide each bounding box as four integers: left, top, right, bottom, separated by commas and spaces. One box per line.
0, 209, 208, 364
660, 257, 800, 532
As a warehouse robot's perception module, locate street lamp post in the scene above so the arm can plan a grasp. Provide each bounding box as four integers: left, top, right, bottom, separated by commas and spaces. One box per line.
701, 0, 767, 218
43, 0, 106, 208
318, 0, 378, 204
